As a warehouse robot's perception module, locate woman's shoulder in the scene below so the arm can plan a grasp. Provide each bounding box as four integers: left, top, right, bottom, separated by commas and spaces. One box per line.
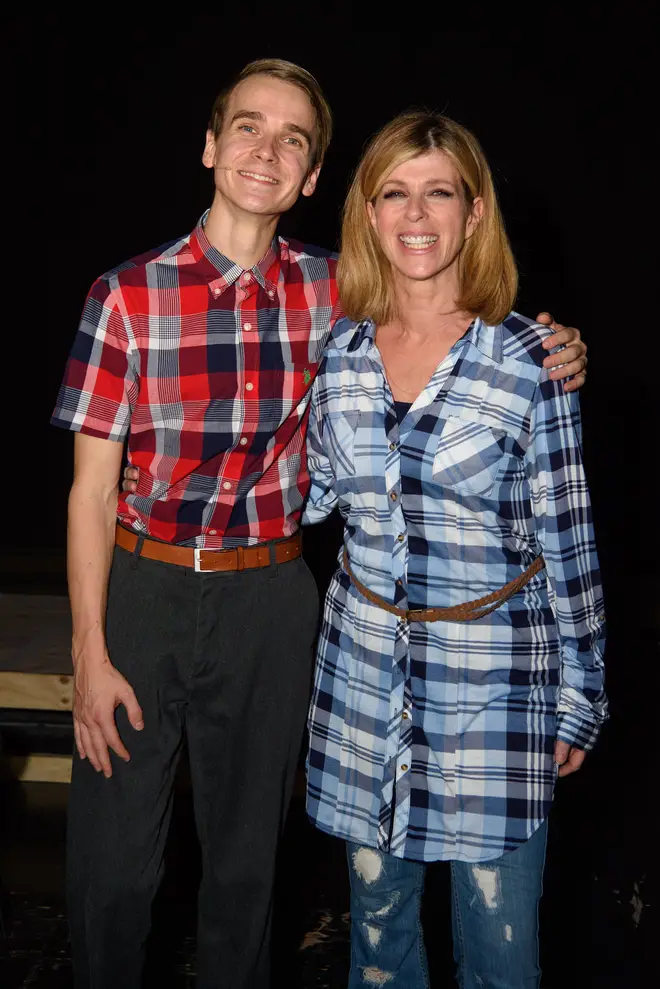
325, 316, 373, 356
498, 311, 557, 370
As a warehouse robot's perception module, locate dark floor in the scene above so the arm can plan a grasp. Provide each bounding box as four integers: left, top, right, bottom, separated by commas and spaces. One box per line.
0, 551, 655, 987
0, 764, 654, 988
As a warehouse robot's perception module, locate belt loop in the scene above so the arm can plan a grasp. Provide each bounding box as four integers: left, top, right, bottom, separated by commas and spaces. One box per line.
131, 534, 145, 570
236, 546, 244, 572
268, 541, 279, 579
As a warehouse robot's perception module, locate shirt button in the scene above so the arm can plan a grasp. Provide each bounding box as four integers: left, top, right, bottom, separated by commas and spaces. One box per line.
397, 533, 405, 542
402, 712, 409, 720
243, 322, 253, 331
222, 481, 232, 491
396, 579, 403, 586
245, 382, 254, 391
243, 273, 251, 283
268, 289, 275, 298
213, 288, 221, 296
389, 442, 397, 451
390, 492, 398, 501
401, 764, 408, 772
239, 436, 248, 446
209, 529, 217, 535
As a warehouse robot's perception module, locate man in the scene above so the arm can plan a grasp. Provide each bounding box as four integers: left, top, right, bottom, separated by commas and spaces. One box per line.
51, 58, 587, 989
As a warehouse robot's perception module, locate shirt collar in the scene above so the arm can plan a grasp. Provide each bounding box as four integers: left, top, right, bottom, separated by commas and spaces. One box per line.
347, 316, 503, 364
468, 317, 503, 364
189, 210, 282, 295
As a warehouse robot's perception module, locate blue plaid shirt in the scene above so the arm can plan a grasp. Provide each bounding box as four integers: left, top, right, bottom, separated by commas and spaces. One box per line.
303, 313, 607, 862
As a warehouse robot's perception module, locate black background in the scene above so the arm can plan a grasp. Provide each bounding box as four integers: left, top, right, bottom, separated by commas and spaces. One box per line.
4, 12, 657, 986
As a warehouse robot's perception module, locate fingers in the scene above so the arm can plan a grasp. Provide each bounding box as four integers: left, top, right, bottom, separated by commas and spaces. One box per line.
79, 721, 103, 773
86, 722, 114, 778
554, 740, 570, 766
73, 717, 86, 761
555, 740, 587, 778
122, 466, 139, 494
561, 370, 587, 393
557, 747, 586, 777
98, 716, 131, 768
536, 312, 553, 325
121, 686, 145, 732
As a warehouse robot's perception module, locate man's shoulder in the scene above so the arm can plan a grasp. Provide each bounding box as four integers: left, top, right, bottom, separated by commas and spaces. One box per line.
94, 232, 193, 292
282, 237, 339, 278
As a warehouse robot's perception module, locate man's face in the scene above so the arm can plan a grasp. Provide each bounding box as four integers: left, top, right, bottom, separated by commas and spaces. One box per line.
203, 75, 321, 218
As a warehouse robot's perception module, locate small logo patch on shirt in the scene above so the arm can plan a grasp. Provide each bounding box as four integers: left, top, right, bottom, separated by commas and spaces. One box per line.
303, 368, 312, 386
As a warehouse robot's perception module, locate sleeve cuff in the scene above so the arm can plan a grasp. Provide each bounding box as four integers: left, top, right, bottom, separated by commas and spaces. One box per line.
556, 711, 603, 752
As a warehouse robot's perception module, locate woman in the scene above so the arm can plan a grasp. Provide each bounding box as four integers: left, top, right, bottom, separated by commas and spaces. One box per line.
302, 112, 606, 989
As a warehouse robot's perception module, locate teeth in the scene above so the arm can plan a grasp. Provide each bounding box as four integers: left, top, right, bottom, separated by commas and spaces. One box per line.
399, 235, 438, 245
239, 171, 278, 184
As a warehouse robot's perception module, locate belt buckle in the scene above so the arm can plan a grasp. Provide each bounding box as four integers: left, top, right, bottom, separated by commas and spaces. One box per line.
194, 548, 214, 573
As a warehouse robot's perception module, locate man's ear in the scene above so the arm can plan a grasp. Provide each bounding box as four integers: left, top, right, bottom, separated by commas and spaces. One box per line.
202, 129, 217, 170
302, 163, 322, 198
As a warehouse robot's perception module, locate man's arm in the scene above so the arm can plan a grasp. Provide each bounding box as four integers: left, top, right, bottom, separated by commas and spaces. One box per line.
69, 432, 143, 778
536, 312, 587, 392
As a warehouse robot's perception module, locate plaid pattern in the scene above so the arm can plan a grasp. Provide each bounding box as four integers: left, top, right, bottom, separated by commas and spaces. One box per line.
303, 314, 607, 863
51, 213, 340, 547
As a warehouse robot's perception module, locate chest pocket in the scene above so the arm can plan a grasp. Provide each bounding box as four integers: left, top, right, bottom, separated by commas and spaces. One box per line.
321, 411, 359, 479
433, 417, 507, 497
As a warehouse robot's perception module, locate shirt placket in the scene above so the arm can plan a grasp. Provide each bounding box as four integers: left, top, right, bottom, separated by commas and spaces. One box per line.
374, 367, 414, 853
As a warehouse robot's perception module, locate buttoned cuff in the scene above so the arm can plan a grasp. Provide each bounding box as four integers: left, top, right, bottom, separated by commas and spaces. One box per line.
556, 711, 602, 752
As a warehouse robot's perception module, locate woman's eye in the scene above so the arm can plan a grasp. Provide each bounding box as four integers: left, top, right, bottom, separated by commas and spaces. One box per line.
383, 190, 404, 199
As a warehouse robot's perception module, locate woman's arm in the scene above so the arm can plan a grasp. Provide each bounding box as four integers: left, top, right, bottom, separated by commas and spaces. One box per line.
301, 369, 340, 526
526, 370, 607, 763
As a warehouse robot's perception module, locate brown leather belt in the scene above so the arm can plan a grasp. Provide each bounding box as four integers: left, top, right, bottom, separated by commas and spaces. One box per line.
116, 524, 303, 572
343, 549, 545, 623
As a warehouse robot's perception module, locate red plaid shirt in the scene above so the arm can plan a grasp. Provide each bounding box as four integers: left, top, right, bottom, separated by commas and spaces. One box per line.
51, 214, 341, 547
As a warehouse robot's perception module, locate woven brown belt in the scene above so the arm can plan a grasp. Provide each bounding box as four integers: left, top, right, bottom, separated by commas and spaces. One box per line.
342, 548, 545, 623
116, 525, 302, 573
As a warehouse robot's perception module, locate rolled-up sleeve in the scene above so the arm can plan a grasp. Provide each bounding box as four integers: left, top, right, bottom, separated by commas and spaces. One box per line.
51, 275, 139, 441
526, 372, 608, 751
301, 365, 339, 526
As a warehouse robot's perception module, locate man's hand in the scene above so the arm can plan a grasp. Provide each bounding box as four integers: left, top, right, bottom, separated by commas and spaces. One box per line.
73, 653, 144, 778
122, 465, 139, 494
536, 312, 587, 393
554, 739, 586, 778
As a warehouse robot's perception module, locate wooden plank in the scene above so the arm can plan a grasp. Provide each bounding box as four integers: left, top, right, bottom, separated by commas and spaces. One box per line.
0, 594, 71, 675
0, 671, 73, 710
0, 753, 72, 783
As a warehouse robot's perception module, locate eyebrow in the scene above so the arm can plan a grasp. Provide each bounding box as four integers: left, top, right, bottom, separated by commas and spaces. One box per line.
230, 110, 313, 148
382, 177, 458, 187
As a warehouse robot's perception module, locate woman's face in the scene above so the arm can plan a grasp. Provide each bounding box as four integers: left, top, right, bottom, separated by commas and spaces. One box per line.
367, 150, 482, 289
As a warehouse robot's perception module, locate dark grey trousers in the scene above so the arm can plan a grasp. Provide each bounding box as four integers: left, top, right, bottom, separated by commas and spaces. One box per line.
66, 540, 319, 989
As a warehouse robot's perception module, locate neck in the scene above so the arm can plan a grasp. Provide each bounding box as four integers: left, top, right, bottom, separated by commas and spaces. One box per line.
391, 268, 467, 339
204, 193, 280, 270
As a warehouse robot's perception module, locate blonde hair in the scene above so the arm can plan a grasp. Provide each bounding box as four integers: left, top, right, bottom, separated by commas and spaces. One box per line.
209, 58, 332, 170
338, 112, 518, 326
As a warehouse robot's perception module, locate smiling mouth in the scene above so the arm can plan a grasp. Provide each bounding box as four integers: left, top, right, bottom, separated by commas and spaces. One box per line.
398, 234, 439, 250
238, 170, 279, 185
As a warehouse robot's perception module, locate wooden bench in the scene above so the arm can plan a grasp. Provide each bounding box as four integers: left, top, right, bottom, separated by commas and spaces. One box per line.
0, 594, 73, 783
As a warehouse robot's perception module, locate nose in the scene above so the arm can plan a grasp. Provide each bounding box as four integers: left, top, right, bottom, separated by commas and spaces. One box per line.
252, 134, 278, 164
404, 193, 426, 222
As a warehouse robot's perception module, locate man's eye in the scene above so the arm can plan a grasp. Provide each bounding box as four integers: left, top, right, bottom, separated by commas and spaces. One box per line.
239, 125, 256, 134
284, 136, 302, 147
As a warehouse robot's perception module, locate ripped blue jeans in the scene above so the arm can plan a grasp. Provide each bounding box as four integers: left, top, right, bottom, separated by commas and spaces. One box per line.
346, 820, 547, 989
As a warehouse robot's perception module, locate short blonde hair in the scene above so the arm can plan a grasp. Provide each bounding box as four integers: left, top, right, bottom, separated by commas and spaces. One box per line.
209, 58, 332, 170
338, 112, 518, 326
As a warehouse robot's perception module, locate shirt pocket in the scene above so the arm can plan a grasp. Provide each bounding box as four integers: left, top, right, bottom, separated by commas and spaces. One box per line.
321, 411, 359, 479
432, 417, 507, 497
